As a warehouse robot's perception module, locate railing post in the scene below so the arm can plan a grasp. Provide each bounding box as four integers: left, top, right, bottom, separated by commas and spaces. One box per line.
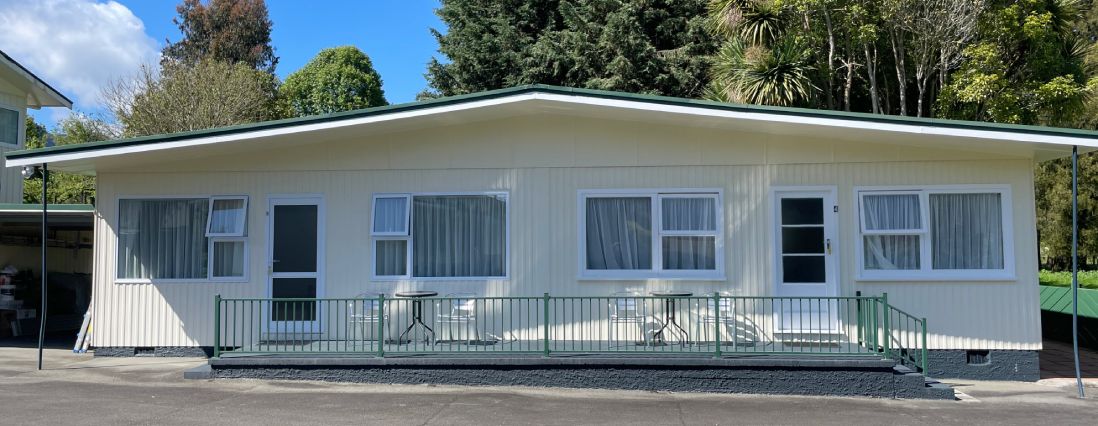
855, 291, 864, 346
921, 317, 929, 374
713, 293, 722, 358
213, 294, 221, 359
377, 294, 385, 358
543, 293, 550, 357
881, 293, 891, 359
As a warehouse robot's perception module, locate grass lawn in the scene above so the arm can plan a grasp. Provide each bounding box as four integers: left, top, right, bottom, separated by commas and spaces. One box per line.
1039, 270, 1098, 290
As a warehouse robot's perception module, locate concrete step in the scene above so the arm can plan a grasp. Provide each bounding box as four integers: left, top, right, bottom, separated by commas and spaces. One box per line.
894, 364, 955, 400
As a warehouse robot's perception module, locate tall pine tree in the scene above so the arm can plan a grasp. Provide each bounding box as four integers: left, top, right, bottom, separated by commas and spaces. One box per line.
423, 0, 715, 98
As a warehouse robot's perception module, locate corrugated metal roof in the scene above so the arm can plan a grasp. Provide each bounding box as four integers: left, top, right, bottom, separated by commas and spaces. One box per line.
1040, 285, 1098, 319
8, 84, 1098, 162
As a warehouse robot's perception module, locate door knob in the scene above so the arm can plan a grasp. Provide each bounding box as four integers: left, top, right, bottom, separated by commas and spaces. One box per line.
826, 239, 832, 255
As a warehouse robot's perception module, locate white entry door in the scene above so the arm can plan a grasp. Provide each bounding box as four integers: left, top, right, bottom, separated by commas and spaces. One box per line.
772, 187, 838, 332
266, 196, 324, 333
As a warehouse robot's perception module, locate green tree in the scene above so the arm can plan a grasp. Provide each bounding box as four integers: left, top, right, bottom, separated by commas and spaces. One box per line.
424, 0, 716, 98
281, 46, 387, 117
23, 115, 116, 204
104, 60, 280, 137
163, 0, 278, 75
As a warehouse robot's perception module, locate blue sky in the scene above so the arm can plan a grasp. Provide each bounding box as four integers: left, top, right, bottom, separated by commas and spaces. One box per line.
1, 0, 444, 128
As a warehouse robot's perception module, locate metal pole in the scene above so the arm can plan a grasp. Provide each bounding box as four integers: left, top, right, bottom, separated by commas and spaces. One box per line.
1071, 146, 1085, 398
36, 164, 48, 371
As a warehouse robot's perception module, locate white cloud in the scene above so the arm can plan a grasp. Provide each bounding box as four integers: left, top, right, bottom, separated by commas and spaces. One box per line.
0, 0, 159, 112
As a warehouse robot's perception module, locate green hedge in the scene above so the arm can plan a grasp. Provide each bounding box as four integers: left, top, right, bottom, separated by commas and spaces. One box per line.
1038, 270, 1098, 289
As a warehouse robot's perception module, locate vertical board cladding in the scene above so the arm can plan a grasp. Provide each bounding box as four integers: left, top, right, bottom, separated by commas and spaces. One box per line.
0, 90, 26, 203
86, 116, 1041, 350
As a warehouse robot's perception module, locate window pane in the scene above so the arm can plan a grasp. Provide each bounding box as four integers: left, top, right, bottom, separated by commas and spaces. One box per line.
209, 198, 246, 235
117, 199, 208, 279
864, 235, 920, 270
931, 193, 1004, 270
863, 193, 921, 231
782, 227, 824, 254
272, 204, 318, 273
781, 198, 823, 225
373, 197, 408, 234
662, 236, 716, 270
212, 240, 246, 278
586, 197, 652, 270
271, 278, 317, 321
375, 240, 407, 276
782, 256, 825, 283
661, 197, 716, 231
0, 108, 17, 144
412, 195, 507, 277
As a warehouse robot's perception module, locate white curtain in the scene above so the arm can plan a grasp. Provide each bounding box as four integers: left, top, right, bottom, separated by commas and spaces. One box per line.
661, 197, 717, 270
211, 240, 245, 278
586, 197, 652, 270
375, 240, 407, 276
118, 199, 208, 279
373, 197, 407, 233
931, 193, 1004, 269
209, 198, 246, 234
862, 193, 921, 270
412, 195, 507, 277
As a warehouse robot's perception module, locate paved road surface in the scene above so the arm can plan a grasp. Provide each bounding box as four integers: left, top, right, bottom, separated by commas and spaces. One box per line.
0, 347, 1094, 425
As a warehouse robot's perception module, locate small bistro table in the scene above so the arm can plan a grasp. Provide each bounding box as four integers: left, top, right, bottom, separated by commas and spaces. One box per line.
649, 290, 693, 345
395, 291, 438, 344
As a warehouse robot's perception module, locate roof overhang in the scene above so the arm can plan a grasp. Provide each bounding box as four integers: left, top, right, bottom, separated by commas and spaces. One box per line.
0, 50, 73, 109
5, 85, 1097, 173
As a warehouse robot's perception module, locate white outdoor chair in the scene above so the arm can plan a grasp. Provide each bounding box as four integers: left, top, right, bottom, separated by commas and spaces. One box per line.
609, 291, 653, 346
348, 293, 388, 342
436, 293, 480, 343
699, 292, 738, 350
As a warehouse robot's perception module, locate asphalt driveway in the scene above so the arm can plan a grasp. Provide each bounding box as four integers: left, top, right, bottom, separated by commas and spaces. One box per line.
0, 346, 1094, 425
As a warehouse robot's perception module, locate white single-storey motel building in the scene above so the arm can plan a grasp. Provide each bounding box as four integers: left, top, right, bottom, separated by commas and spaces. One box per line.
7, 85, 1095, 385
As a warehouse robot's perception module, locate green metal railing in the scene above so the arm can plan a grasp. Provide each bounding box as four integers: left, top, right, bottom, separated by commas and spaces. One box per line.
212, 293, 928, 372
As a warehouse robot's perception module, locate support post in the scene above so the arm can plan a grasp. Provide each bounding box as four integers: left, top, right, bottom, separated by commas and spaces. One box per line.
881, 293, 890, 358
713, 293, 722, 358
36, 164, 48, 371
377, 294, 385, 358
213, 294, 221, 359
1071, 145, 1085, 398
543, 293, 550, 357
921, 317, 928, 374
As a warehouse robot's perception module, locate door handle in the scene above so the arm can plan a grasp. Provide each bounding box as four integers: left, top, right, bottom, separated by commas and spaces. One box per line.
826, 239, 832, 255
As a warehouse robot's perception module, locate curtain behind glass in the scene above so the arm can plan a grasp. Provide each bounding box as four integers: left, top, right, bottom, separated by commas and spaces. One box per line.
862, 193, 921, 270
931, 193, 1004, 269
209, 198, 246, 234
375, 240, 407, 276
586, 197, 652, 270
211, 240, 245, 277
118, 199, 208, 279
412, 195, 506, 277
373, 197, 408, 233
661, 197, 716, 231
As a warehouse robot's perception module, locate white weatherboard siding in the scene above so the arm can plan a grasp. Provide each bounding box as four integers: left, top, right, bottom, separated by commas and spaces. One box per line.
0, 89, 25, 203
87, 115, 1039, 350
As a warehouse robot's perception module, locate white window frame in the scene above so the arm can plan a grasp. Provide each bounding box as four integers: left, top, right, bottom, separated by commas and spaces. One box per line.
370, 191, 510, 281
115, 194, 250, 284
578, 188, 725, 280
854, 185, 1015, 281
206, 195, 249, 237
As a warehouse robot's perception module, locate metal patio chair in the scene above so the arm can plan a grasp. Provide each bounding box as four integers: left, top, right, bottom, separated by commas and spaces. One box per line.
436, 293, 480, 344
609, 291, 654, 347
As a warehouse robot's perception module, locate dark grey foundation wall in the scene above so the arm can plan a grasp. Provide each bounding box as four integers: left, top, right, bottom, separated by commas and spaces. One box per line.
94, 346, 213, 357
926, 350, 1040, 381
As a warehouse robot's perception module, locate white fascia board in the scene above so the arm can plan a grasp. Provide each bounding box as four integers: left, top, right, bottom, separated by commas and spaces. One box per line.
531, 92, 1098, 150
5, 93, 542, 168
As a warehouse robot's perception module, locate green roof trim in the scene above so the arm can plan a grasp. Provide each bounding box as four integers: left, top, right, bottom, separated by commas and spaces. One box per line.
8, 84, 1098, 162
1040, 285, 1098, 319
0, 203, 94, 212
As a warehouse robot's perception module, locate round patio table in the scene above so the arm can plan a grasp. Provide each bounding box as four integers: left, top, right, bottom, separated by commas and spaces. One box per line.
650, 291, 693, 345
395, 291, 438, 344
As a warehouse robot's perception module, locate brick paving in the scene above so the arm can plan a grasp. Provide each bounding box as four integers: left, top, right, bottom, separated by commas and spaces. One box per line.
1041, 339, 1098, 379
